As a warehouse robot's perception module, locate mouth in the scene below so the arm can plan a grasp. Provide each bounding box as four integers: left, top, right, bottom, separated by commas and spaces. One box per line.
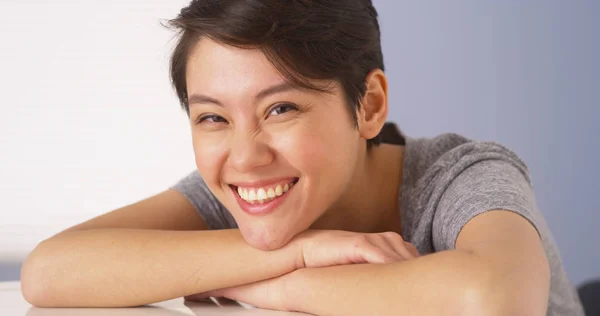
230, 178, 299, 215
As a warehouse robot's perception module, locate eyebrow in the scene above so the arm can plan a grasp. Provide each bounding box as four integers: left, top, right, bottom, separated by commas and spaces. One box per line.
187, 82, 299, 107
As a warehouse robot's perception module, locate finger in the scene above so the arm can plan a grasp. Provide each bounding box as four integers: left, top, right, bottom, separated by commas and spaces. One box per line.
371, 233, 406, 261
404, 241, 421, 257
352, 237, 389, 264
208, 288, 228, 298
380, 232, 416, 260
213, 297, 240, 306
184, 292, 212, 301
357, 235, 401, 264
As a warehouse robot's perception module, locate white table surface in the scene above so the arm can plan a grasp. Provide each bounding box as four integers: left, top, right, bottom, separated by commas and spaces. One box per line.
0, 282, 309, 316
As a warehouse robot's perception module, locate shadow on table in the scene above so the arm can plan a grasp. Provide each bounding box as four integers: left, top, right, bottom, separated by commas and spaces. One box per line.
26, 305, 191, 316
184, 298, 302, 314
25, 297, 303, 315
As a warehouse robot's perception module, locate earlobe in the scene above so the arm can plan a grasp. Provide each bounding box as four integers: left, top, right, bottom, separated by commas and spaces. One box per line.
358, 69, 389, 140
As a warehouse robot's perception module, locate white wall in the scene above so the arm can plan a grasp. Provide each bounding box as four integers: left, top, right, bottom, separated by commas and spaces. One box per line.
0, 0, 194, 260
1, 0, 599, 286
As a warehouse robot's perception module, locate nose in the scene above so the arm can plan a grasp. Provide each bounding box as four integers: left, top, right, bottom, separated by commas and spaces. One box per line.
228, 128, 274, 173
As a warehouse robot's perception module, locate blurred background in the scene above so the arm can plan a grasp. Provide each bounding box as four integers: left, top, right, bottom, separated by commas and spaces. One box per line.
0, 0, 598, 290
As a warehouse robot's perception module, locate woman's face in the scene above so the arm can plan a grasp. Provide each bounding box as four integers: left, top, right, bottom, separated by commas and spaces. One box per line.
186, 38, 364, 250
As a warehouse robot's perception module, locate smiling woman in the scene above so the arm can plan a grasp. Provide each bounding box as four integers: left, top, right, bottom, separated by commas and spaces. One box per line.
182, 36, 388, 251
20, 1, 584, 316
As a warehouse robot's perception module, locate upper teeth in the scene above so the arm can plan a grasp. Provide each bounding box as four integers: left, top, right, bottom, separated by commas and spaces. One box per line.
237, 182, 293, 204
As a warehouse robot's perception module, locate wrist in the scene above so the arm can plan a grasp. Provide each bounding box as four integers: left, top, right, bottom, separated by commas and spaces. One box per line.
284, 231, 311, 270
282, 268, 308, 312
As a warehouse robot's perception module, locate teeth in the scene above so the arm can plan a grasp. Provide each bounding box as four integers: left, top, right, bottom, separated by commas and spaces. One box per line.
236, 181, 296, 203
257, 188, 267, 200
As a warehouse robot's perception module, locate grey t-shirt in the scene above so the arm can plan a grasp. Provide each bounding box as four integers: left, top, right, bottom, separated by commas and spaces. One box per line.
172, 131, 584, 316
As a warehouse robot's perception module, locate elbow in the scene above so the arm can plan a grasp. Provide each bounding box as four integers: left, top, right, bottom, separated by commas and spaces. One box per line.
461, 269, 549, 316
21, 273, 44, 307
459, 279, 499, 316
21, 255, 43, 306
20, 241, 57, 307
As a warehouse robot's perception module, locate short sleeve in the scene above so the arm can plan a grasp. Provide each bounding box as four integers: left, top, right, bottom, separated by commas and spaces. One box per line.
432, 158, 542, 251
170, 171, 237, 230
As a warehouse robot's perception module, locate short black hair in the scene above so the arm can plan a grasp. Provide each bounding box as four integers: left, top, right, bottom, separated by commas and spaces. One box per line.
167, 0, 389, 146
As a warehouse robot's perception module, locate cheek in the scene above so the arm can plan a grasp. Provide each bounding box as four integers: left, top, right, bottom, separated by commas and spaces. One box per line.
192, 131, 227, 184
270, 117, 360, 221
272, 119, 358, 175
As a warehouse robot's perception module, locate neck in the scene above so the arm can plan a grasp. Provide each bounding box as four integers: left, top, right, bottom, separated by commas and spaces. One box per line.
311, 144, 405, 234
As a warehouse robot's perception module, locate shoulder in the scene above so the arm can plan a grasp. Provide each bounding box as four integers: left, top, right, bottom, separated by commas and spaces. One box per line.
400, 132, 535, 252
403, 133, 531, 187
171, 171, 237, 230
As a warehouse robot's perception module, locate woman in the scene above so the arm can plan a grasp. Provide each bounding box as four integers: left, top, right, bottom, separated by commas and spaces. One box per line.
21, 1, 584, 315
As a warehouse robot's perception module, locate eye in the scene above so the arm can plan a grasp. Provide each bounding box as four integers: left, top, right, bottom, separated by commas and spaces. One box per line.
268, 103, 298, 117
195, 114, 228, 125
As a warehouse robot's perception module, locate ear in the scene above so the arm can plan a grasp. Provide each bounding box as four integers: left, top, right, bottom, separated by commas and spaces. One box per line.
357, 69, 389, 140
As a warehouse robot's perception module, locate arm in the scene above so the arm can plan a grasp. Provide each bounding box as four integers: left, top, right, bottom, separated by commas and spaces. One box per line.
287, 251, 490, 316
286, 210, 549, 316
21, 189, 300, 308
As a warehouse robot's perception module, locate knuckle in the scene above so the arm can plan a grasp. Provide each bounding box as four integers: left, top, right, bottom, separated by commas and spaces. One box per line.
406, 242, 420, 254
380, 253, 396, 263
352, 234, 369, 248
383, 231, 404, 243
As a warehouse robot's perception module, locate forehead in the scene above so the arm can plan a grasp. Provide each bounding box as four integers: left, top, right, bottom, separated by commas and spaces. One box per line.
186, 38, 285, 93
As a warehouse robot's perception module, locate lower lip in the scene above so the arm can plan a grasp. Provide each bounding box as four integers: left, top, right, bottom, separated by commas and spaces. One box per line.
232, 182, 297, 216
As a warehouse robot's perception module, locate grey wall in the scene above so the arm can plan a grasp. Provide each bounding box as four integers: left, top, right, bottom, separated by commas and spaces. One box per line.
0, 263, 20, 281
375, 0, 599, 286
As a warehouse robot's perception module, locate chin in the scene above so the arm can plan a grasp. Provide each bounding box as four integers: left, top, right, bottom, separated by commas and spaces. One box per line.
240, 224, 296, 251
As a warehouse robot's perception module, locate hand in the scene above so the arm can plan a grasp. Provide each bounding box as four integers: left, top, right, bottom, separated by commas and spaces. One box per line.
184, 270, 298, 312
291, 230, 420, 269
184, 230, 421, 311
184, 230, 420, 311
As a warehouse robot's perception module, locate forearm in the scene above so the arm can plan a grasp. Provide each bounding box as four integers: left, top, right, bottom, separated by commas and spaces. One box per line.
287, 250, 496, 316
22, 229, 298, 307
